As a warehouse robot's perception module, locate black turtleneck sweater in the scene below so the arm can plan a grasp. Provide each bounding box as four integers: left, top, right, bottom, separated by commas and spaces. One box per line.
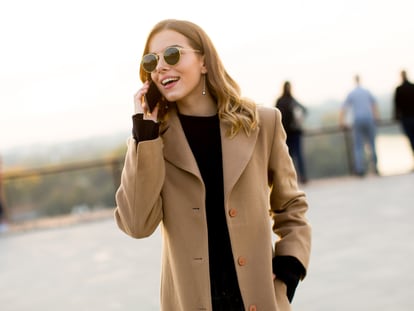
178, 113, 244, 308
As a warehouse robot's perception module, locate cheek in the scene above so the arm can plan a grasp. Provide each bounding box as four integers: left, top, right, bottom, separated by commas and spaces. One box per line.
180, 56, 204, 75
181, 60, 203, 81
165, 71, 201, 102
182, 70, 203, 92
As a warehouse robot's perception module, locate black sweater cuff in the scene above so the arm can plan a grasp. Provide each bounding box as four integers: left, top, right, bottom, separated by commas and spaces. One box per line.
132, 114, 160, 142
272, 256, 306, 303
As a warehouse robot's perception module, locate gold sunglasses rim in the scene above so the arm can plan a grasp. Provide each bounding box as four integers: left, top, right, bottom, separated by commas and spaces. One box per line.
141, 46, 201, 73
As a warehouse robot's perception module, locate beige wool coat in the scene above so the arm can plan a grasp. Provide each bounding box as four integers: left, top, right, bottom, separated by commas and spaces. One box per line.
115, 105, 311, 311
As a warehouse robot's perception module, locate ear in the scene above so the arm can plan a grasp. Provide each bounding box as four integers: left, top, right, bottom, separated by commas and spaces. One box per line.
200, 55, 208, 74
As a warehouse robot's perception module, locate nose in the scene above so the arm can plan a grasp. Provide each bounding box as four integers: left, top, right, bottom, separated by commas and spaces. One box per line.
155, 56, 169, 73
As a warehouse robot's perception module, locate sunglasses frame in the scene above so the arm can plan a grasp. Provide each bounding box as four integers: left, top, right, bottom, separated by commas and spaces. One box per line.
141, 46, 201, 73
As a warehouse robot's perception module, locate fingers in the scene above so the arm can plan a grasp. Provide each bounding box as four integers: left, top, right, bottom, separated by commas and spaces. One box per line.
133, 81, 159, 122
133, 82, 150, 114
145, 105, 159, 122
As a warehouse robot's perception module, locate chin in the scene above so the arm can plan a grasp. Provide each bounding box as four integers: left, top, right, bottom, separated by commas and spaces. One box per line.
164, 93, 181, 102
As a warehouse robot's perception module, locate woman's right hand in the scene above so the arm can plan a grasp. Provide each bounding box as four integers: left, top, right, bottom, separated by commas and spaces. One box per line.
134, 81, 159, 122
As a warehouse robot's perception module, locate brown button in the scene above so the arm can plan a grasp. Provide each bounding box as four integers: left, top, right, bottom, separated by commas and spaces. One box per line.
249, 305, 257, 311
229, 208, 237, 217
237, 256, 246, 266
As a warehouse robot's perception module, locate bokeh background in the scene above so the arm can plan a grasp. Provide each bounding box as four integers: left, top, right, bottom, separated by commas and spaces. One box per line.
1, 0, 414, 150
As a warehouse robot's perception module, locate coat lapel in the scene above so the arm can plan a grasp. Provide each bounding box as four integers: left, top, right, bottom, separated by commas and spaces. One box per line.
220, 121, 259, 200
162, 107, 259, 196
162, 109, 201, 179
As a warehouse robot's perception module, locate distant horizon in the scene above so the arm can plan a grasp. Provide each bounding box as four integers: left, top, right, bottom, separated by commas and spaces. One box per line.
0, 89, 397, 161
1, 90, 396, 154
3, 119, 412, 177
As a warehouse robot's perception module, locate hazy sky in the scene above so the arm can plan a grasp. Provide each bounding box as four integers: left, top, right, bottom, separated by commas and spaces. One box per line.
1, 0, 414, 151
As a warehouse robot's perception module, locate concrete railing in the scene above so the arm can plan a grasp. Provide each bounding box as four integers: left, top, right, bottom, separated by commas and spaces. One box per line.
2, 119, 401, 181
1, 119, 400, 183
2, 157, 124, 191
0, 119, 405, 222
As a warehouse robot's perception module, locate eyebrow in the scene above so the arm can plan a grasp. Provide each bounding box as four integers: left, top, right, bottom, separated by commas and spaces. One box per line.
150, 44, 185, 54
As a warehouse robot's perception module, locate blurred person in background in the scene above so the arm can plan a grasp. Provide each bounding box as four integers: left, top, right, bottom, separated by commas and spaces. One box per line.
114, 19, 311, 311
394, 70, 414, 158
276, 81, 308, 184
339, 75, 380, 177
0, 155, 8, 233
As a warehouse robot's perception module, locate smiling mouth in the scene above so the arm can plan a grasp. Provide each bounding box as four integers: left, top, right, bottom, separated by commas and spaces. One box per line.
161, 77, 179, 86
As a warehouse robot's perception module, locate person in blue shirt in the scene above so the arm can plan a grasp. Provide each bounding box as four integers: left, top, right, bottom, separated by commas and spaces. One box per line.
339, 75, 380, 176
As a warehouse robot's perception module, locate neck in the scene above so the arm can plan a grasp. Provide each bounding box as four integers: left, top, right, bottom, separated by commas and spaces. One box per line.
177, 94, 217, 116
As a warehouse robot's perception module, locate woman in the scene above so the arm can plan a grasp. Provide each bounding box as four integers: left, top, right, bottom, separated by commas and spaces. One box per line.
276, 81, 308, 184
115, 19, 311, 311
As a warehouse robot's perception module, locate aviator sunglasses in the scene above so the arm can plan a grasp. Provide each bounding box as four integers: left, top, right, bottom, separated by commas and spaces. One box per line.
141, 46, 201, 73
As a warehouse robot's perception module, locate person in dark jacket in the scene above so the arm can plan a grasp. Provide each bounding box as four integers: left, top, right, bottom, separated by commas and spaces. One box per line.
0, 156, 8, 233
276, 81, 308, 183
394, 70, 414, 154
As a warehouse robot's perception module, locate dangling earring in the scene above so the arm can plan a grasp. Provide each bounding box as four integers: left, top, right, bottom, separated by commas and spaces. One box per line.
202, 74, 206, 96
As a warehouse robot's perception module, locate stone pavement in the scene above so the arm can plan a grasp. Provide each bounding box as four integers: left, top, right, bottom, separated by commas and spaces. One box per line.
0, 173, 413, 311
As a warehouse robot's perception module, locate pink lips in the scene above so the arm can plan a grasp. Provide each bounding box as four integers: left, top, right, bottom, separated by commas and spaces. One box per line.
161, 76, 180, 90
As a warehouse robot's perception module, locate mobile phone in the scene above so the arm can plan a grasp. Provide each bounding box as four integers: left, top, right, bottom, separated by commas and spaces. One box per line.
144, 82, 162, 113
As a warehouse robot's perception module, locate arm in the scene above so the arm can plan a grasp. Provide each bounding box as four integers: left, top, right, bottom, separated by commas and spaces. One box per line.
114, 137, 165, 238
394, 88, 401, 120
268, 109, 312, 300
339, 105, 347, 128
114, 84, 164, 238
372, 103, 380, 122
295, 99, 308, 115
369, 92, 380, 121
340, 94, 352, 128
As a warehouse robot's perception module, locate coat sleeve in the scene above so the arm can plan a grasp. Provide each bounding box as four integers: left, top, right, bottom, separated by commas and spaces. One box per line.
114, 137, 165, 238
267, 108, 312, 277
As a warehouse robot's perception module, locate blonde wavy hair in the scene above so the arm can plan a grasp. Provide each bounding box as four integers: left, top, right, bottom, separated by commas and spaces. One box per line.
139, 19, 258, 137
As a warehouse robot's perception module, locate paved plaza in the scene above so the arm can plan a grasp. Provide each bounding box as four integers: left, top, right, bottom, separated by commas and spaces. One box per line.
0, 173, 413, 311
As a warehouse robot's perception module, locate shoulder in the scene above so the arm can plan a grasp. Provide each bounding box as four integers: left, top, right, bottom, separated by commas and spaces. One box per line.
257, 105, 281, 130
257, 105, 280, 118
254, 105, 286, 147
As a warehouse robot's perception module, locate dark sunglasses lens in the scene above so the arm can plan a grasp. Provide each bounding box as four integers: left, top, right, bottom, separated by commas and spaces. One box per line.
142, 54, 157, 72
163, 47, 180, 65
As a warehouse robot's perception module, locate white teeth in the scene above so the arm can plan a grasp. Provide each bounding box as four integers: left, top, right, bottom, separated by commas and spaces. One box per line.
162, 77, 179, 85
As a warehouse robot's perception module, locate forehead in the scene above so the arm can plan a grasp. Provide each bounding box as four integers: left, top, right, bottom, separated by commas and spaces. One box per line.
148, 30, 190, 53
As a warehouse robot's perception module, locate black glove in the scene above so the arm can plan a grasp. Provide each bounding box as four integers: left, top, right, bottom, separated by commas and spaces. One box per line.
272, 256, 305, 303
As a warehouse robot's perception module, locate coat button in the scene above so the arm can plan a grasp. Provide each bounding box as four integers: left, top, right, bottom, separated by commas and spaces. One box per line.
249, 305, 257, 311
237, 256, 246, 266
229, 208, 237, 217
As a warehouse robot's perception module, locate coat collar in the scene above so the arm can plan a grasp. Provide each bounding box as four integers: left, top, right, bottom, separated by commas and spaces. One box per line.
162, 107, 259, 198
162, 108, 201, 178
